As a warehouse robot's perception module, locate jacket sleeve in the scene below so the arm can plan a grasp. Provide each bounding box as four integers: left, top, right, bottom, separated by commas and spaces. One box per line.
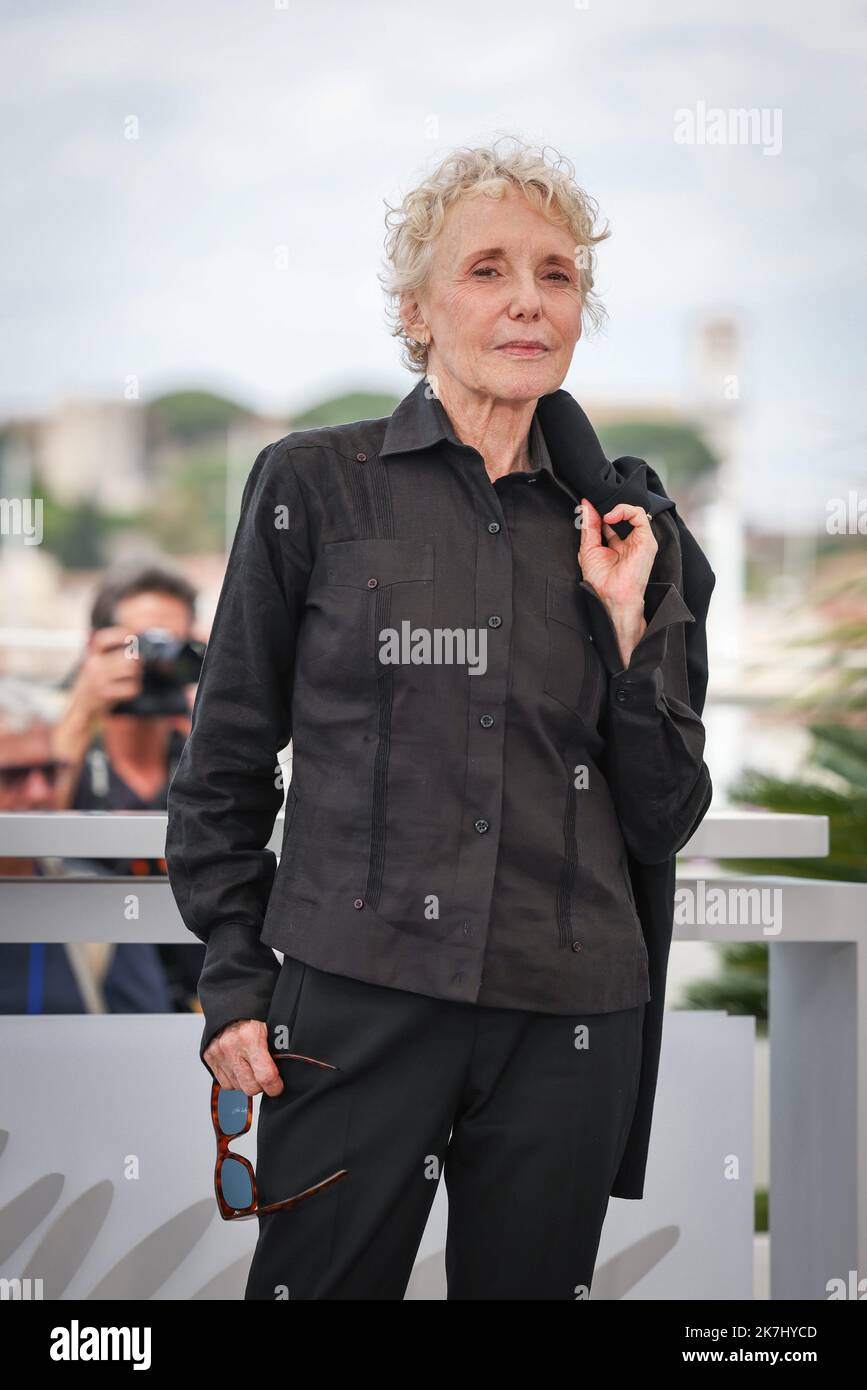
578, 576, 714, 865
165, 439, 313, 1076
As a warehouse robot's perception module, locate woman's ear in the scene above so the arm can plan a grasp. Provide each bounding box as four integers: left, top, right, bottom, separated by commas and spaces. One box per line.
399, 290, 428, 345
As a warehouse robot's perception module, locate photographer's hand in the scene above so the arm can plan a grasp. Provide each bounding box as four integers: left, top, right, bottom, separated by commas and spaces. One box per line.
77, 626, 145, 714
51, 627, 145, 806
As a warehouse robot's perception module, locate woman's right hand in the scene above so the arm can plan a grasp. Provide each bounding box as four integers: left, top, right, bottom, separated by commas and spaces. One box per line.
205, 1018, 285, 1097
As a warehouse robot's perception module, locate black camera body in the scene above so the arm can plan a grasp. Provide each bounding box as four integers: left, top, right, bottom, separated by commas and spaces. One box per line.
111, 627, 206, 717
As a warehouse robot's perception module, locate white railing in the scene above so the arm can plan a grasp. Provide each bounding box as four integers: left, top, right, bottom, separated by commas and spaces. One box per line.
1, 807, 863, 1301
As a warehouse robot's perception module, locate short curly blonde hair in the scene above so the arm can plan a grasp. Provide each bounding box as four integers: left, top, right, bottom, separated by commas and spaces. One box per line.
379, 135, 611, 376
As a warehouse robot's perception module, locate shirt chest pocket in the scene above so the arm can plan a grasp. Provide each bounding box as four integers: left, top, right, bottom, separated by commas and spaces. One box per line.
544, 575, 606, 725
310, 538, 435, 682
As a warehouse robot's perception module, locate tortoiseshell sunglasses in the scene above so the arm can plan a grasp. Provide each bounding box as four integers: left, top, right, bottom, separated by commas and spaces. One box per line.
211, 1050, 348, 1220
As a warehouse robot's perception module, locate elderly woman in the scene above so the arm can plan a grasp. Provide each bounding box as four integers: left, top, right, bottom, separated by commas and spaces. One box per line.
166, 137, 715, 1300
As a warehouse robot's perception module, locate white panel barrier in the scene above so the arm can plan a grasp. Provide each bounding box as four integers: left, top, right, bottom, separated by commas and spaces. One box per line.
2, 808, 865, 1301
0, 1011, 753, 1301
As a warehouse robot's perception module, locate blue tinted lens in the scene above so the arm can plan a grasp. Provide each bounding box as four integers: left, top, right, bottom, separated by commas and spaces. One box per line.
221, 1157, 254, 1210
217, 1088, 248, 1136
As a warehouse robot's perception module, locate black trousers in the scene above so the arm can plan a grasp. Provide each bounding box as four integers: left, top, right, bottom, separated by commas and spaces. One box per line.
244, 956, 645, 1301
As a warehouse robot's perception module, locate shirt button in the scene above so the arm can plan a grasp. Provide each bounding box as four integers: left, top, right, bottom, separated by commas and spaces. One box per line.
356, 452, 367, 463
615, 688, 629, 702
353, 897, 365, 909
571, 941, 583, 952
367, 577, 378, 589
474, 818, 489, 833
479, 713, 494, 728
452, 972, 464, 985
488, 615, 502, 628
462, 920, 471, 935
487, 521, 501, 534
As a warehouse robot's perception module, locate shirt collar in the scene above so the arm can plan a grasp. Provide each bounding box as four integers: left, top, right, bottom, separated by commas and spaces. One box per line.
380, 377, 676, 525
528, 413, 555, 477
380, 377, 476, 458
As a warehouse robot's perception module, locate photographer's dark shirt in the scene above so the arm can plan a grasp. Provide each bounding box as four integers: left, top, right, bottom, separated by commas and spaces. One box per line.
72, 728, 187, 873
71, 728, 205, 1009
165, 378, 711, 1069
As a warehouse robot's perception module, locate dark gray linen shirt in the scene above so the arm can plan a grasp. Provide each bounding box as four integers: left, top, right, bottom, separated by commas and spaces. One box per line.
165, 378, 711, 1071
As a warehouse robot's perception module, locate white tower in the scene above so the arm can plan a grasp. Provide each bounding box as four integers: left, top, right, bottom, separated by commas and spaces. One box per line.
687, 315, 746, 801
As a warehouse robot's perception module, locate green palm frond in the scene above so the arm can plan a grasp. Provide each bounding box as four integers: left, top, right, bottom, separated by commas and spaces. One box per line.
722, 770, 867, 881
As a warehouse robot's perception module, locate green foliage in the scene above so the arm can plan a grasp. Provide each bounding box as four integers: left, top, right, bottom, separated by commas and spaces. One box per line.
721, 771, 867, 883
144, 447, 229, 555
596, 420, 718, 497
34, 491, 132, 570
689, 560, 867, 1031
680, 944, 769, 1032
289, 391, 400, 429
811, 725, 867, 792
146, 390, 250, 444
721, 625, 867, 881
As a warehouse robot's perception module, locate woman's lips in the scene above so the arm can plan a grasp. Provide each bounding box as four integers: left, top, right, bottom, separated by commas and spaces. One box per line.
496, 343, 549, 357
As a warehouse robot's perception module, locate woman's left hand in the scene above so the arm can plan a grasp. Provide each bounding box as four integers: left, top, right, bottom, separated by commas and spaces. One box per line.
577, 497, 657, 605
576, 497, 658, 666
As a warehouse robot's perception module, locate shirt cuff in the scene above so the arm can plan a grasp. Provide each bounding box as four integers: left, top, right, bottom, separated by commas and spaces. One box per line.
578, 580, 695, 682
196, 922, 282, 1079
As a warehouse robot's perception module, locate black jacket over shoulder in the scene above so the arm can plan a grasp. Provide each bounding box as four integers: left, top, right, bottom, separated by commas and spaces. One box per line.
165, 378, 715, 1201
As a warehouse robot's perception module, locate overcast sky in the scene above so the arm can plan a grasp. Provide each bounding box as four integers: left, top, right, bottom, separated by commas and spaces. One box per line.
2, 0, 865, 526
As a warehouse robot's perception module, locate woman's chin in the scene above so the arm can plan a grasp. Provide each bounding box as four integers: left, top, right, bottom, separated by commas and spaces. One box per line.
484, 353, 563, 399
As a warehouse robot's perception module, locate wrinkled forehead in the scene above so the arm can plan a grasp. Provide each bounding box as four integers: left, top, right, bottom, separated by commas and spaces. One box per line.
432, 186, 577, 266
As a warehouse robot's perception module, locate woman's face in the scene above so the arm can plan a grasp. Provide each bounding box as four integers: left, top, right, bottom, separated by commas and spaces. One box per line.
406, 185, 584, 403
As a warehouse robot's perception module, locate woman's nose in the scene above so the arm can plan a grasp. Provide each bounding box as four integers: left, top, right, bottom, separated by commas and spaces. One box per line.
508, 279, 542, 314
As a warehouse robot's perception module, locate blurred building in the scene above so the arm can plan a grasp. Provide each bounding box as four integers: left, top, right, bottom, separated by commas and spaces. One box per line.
38, 398, 150, 514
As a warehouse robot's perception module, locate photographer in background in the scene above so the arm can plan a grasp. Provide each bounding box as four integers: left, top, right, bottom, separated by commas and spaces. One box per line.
52, 562, 207, 1013
0, 676, 164, 1014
